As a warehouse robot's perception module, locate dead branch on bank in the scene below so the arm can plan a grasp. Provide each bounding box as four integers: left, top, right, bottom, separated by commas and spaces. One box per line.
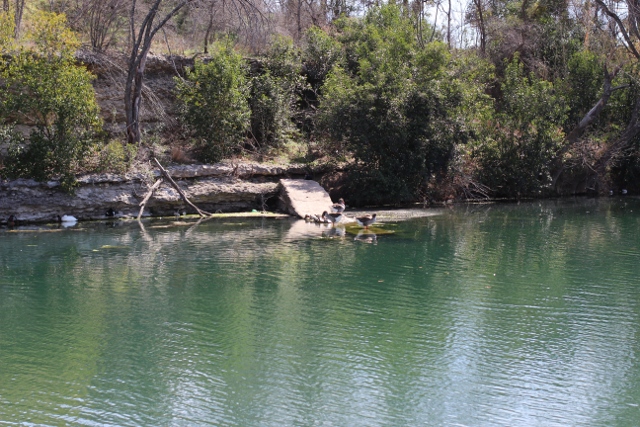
137, 178, 163, 220
153, 157, 212, 217
136, 158, 212, 220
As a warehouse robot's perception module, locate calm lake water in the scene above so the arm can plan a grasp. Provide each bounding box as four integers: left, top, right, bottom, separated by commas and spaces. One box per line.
1, 198, 640, 426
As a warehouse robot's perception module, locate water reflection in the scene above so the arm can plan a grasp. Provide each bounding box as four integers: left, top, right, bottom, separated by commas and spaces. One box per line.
353, 229, 377, 244
322, 226, 346, 239
1, 199, 640, 426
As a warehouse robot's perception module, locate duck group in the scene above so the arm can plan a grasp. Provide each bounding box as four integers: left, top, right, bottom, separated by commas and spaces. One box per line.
305, 198, 377, 229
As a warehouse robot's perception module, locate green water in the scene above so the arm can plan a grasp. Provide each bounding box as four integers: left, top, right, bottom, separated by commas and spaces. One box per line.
1, 198, 640, 426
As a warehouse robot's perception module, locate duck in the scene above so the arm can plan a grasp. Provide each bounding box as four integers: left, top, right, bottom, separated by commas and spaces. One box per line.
61, 214, 77, 222
330, 198, 346, 213
355, 213, 377, 228
322, 211, 343, 224
57, 215, 78, 227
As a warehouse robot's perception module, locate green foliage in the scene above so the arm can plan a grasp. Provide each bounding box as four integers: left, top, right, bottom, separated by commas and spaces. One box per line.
175, 43, 250, 163
470, 55, 568, 196
318, 4, 487, 205
601, 64, 640, 132
563, 50, 603, 126
0, 11, 15, 53
28, 11, 80, 59
536, 16, 584, 80
249, 36, 307, 150
301, 26, 343, 89
250, 71, 292, 147
0, 12, 101, 192
95, 140, 137, 174
1, 53, 102, 191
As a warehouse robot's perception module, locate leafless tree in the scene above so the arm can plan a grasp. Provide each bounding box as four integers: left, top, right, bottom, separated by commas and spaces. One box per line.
124, 0, 263, 145
202, 0, 218, 53
125, 0, 189, 144
587, 1, 640, 174
13, 0, 25, 37
89, 0, 128, 52
467, 0, 486, 53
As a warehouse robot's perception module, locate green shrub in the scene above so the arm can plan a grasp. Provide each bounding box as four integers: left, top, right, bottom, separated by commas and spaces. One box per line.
301, 26, 343, 90
0, 12, 101, 192
564, 50, 603, 128
317, 4, 478, 205
1, 55, 101, 191
95, 140, 137, 173
0, 11, 15, 53
249, 36, 307, 150
470, 56, 568, 197
175, 43, 250, 162
250, 70, 292, 147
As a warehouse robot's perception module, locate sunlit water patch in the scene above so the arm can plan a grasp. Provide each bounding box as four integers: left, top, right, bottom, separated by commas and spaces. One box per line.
1, 199, 640, 426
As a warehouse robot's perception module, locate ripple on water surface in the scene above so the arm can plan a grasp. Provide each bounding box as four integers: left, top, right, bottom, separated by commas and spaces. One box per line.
1, 201, 640, 426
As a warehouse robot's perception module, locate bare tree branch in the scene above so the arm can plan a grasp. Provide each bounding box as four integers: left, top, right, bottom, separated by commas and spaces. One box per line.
595, 0, 640, 59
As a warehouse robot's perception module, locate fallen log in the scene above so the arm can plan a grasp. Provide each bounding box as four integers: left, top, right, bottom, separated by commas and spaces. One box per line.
152, 157, 212, 217
137, 178, 163, 220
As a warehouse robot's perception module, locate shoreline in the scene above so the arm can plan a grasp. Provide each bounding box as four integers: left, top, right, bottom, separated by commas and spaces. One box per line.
0, 162, 311, 225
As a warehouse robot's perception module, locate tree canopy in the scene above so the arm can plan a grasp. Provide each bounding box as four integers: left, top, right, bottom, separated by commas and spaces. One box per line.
3, 1, 640, 200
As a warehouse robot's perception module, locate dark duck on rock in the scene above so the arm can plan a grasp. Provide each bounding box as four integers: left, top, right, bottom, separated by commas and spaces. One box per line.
356, 213, 377, 228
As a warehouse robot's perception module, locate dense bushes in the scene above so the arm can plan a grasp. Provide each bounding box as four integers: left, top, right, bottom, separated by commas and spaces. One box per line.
470, 56, 568, 197
317, 5, 487, 204
176, 37, 310, 160
249, 37, 306, 149
175, 43, 250, 163
166, 4, 609, 202
4, 2, 639, 203
0, 11, 101, 192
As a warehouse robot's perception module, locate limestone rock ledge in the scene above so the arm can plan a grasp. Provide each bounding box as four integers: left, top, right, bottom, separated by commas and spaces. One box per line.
0, 162, 309, 223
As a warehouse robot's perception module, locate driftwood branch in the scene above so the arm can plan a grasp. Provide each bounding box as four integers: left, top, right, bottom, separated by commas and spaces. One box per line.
152, 157, 212, 217
137, 178, 163, 220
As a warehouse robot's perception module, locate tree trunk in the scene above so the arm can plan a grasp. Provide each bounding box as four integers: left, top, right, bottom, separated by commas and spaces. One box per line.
125, 0, 193, 145
126, 52, 149, 144
447, 0, 451, 48
203, 13, 213, 53
124, 0, 260, 145
473, 0, 486, 54
125, 34, 154, 145
13, 0, 24, 37
551, 66, 624, 190
566, 66, 621, 144
153, 157, 212, 217
595, 94, 640, 176
297, 0, 302, 41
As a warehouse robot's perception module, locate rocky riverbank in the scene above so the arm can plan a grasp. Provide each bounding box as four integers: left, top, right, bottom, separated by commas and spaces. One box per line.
0, 162, 311, 224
